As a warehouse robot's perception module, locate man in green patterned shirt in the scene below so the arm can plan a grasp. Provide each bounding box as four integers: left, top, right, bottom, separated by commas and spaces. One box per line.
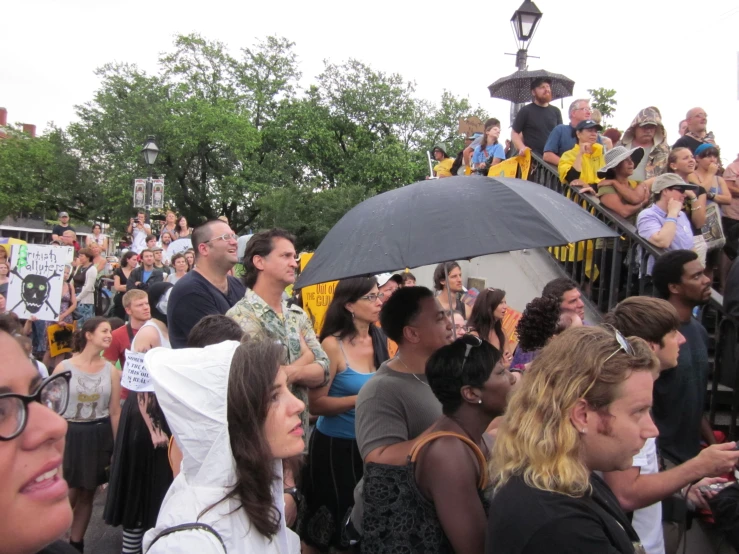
227, 228, 330, 427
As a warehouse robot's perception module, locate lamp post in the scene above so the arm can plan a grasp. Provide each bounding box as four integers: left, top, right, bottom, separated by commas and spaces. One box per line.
140, 136, 159, 221
509, 0, 543, 121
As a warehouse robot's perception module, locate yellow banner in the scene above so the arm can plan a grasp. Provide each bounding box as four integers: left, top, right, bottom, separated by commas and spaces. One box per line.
47, 322, 76, 357
487, 149, 531, 180
299, 253, 337, 335
501, 307, 523, 353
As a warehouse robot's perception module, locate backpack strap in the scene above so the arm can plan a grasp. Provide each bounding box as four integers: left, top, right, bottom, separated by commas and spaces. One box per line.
409, 431, 489, 489
146, 522, 226, 553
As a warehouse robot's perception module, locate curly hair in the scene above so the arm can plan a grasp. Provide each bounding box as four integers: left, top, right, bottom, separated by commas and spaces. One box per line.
491, 326, 658, 498
515, 296, 561, 352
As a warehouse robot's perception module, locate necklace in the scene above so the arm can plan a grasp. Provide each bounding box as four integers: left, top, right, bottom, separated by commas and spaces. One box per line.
396, 356, 428, 387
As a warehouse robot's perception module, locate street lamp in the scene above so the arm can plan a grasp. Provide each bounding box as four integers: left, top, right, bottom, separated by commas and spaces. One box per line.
140, 135, 159, 220
509, 0, 543, 121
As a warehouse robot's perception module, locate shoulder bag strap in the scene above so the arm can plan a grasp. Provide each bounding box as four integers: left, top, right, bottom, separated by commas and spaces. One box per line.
146, 522, 226, 553
125, 323, 134, 343
409, 431, 489, 489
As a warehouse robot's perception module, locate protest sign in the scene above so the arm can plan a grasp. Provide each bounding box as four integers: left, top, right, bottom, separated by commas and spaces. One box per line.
168, 238, 193, 257
121, 349, 155, 392
47, 322, 76, 357
299, 252, 337, 335
7, 244, 73, 321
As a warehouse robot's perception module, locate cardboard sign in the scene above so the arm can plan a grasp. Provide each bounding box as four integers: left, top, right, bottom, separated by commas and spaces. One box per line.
168, 238, 193, 257
7, 244, 74, 321
121, 349, 154, 392
458, 116, 484, 137
299, 252, 337, 335
47, 322, 76, 357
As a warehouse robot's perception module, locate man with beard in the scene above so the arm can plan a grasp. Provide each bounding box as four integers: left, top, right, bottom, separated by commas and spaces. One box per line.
617, 106, 671, 182
651, 250, 715, 466
511, 77, 563, 157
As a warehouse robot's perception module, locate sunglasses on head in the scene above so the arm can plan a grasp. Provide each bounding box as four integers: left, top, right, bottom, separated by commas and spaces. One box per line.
460, 334, 483, 372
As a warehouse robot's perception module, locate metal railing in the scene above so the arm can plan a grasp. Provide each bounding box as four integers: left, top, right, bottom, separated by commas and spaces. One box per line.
528, 153, 739, 437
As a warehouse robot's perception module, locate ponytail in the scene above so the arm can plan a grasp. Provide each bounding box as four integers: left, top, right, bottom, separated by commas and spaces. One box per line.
72, 316, 108, 352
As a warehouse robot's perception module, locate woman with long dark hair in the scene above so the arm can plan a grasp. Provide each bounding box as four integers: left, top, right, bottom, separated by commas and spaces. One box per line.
300, 277, 389, 553
105, 282, 173, 554
113, 251, 138, 320
468, 288, 513, 367
143, 339, 304, 553
52, 317, 121, 552
174, 216, 191, 239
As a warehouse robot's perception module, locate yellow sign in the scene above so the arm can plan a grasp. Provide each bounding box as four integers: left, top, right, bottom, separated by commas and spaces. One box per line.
299, 253, 337, 335
47, 322, 76, 357
501, 307, 523, 353
487, 149, 531, 180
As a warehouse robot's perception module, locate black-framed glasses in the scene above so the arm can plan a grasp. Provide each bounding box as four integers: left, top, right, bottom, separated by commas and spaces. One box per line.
460, 334, 483, 372
206, 233, 238, 243
668, 185, 690, 193
359, 293, 384, 302
0, 371, 71, 441
603, 329, 635, 364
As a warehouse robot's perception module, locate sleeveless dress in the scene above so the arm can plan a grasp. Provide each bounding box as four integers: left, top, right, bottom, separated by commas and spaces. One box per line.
299, 340, 376, 550
61, 358, 114, 490
105, 321, 173, 531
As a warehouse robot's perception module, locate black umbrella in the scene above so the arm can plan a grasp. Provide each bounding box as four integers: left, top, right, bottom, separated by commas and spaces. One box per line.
296, 175, 619, 288
488, 69, 575, 104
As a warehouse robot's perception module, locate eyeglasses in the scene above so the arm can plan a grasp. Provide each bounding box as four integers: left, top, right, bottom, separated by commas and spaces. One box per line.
0, 371, 71, 441
460, 334, 483, 372
206, 233, 238, 243
359, 293, 385, 302
667, 185, 690, 193
603, 329, 635, 364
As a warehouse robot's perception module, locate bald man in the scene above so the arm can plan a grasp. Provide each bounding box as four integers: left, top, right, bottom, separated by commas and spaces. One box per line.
673, 107, 717, 154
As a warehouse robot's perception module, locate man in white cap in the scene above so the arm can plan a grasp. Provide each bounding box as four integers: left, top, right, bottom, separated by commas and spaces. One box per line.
375, 273, 403, 305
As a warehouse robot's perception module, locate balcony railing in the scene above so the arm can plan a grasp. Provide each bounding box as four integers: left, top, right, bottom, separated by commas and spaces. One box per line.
528, 153, 739, 437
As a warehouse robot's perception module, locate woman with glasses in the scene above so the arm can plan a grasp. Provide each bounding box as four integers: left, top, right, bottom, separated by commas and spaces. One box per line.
487, 326, 658, 553
468, 288, 513, 367
51, 316, 121, 553
0, 315, 78, 554
300, 277, 389, 553
362, 335, 514, 553
637, 173, 698, 276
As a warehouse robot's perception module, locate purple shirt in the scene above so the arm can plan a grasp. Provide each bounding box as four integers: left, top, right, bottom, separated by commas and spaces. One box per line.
637, 204, 694, 275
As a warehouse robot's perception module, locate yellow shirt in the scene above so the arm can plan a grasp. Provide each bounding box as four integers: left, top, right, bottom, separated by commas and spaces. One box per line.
558, 143, 605, 186
434, 157, 455, 178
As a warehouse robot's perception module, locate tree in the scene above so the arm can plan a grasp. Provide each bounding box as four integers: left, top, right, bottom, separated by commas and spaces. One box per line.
588, 88, 617, 122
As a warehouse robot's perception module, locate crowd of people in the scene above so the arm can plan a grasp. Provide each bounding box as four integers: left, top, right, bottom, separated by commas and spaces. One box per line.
3, 205, 739, 554
3, 76, 739, 554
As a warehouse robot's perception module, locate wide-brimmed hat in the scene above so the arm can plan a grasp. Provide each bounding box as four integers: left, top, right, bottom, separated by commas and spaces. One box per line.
651, 173, 699, 195
597, 146, 645, 178
431, 144, 449, 158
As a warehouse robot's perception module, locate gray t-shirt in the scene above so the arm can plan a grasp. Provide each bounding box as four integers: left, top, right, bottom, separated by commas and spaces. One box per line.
631, 144, 654, 182
355, 360, 442, 460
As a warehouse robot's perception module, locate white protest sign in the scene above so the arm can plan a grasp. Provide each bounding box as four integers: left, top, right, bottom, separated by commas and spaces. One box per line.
121, 349, 155, 392
7, 244, 74, 322
168, 238, 192, 257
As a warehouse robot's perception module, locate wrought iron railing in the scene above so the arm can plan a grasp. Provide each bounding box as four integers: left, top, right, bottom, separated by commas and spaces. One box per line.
528, 153, 739, 437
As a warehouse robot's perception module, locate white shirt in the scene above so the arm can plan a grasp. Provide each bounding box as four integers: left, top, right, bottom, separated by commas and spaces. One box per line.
631, 438, 665, 554
131, 224, 151, 254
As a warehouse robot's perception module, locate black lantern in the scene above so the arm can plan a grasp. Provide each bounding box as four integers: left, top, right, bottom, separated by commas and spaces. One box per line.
510, 0, 542, 48
141, 136, 159, 166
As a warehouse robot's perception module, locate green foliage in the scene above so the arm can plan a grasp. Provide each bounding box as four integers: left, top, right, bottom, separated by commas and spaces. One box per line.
587, 88, 618, 122
0, 34, 488, 250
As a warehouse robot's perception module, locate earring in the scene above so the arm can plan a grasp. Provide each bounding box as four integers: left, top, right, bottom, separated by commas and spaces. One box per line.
349, 311, 354, 319
581, 428, 586, 434
478, 400, 482, 404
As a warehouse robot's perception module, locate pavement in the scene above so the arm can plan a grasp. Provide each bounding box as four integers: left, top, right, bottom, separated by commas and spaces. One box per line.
84, 487, 122, 554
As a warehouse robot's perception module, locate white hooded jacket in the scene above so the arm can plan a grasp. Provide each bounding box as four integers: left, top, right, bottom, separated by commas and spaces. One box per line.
142, 341, 300, 554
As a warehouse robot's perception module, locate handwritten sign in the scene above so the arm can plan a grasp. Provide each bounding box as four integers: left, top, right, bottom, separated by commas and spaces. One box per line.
299, 252, 337, 335
168, 238, 192, 257
7, 244, 73, 321
121, 349, 154, 392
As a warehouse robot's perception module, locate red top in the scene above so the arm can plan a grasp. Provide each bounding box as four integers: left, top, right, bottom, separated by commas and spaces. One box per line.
104, 323, 140, 401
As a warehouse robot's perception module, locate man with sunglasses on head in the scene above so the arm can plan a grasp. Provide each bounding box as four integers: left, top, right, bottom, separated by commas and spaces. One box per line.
167, 220, 245, 349
637, 174, 696, 276
602, 297, 739, 554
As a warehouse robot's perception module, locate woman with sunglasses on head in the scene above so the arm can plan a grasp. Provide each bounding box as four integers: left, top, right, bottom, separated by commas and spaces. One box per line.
143, 338, 304, 553
51, 317, 121, 553
637, 172, 697, 276
362, 335, 514, 553
468, 288, 513, 367
105, 282, 173, 554
0, 315, 80, 554
300, 277, 388, 553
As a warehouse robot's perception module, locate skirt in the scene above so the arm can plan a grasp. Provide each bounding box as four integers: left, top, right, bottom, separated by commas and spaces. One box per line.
63, 418, 114, 490
298, 427, 364, 550
104, 392, 173, 529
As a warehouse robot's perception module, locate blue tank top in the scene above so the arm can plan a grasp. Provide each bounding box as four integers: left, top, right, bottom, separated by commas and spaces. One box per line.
316, 340, 374, 440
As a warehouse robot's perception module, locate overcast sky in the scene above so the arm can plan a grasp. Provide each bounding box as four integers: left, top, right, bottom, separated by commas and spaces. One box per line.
4, 0, 739, 163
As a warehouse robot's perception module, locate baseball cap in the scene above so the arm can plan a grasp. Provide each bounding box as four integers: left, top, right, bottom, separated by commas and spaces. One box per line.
651, 173, 699, 195
530, 77, 552, 90
58, 211, 69, 218
575, 120, 604, 132
375, 273, 404, 287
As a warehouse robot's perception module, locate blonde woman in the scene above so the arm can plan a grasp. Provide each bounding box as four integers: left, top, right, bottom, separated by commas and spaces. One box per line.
486, 326, 658, 553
